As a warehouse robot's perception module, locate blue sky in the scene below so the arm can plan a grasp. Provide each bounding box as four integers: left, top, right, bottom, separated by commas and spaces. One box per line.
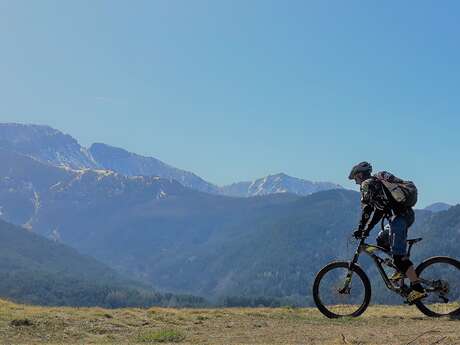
1, 0, 459, 206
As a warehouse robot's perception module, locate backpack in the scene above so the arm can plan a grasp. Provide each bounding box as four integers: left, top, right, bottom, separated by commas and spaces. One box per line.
374, 171, 418, 208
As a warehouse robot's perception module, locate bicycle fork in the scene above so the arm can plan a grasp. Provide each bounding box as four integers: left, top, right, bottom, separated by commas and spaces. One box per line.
339, 246, 362, 294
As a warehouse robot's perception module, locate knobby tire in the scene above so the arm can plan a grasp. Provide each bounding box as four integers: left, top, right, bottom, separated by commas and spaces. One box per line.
415, 256, 460, 317
313, 261, 371, 318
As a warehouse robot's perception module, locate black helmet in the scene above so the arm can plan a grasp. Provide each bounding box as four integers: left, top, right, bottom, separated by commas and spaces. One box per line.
348, 161, 372, 180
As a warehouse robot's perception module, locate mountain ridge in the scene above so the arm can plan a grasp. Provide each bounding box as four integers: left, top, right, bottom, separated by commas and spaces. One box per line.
221, 172, 343, 197
0, 123, 100, 169
423, 202, 452, 213
0, 123, 342, 197
89, 142, 220, 194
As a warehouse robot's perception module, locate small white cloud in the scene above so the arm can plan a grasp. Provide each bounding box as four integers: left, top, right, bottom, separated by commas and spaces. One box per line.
95, 96, 116, 103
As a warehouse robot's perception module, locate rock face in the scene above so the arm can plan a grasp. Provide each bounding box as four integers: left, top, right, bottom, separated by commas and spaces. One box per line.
220, 173, 342, 197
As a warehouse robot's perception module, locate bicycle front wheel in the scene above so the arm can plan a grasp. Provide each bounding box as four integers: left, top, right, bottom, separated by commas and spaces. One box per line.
313, 261, 371, 318
415, 256, 460, 317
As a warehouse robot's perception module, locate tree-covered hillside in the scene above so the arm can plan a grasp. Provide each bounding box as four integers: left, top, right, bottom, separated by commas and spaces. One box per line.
0, 220, 205, 307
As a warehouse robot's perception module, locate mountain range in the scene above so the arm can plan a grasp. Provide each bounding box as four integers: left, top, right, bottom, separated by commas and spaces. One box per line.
0, 123, 342, 197
0, 147, 302, 297
0, 146, 458, 302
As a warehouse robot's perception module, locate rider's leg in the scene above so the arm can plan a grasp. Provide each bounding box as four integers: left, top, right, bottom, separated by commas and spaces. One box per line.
393, 255, 415, 280
390, 216, 420, 282
390, 215, 426, 300
405, 266, 419, 282
389, 215, 410, 271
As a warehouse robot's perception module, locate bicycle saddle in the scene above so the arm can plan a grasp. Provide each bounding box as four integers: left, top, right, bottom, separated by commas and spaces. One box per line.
406, 237, 423, 245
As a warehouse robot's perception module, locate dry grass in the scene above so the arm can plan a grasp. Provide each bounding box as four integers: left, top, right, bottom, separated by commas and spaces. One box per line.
0, 299, 459, 344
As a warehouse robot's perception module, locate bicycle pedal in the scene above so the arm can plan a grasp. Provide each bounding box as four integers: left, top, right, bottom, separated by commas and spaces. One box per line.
405, 291, 428, 305
403, 299, 416, 305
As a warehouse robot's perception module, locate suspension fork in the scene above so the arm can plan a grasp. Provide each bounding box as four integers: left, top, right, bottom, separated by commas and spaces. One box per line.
339, 239, 364, 293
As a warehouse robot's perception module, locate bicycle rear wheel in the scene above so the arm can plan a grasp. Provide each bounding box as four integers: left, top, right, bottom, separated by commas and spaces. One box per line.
415, 256, 460, 317
313, 261, 371, 318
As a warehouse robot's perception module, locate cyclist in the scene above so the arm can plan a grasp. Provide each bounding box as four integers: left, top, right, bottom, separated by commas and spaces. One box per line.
349, 161, 427, 303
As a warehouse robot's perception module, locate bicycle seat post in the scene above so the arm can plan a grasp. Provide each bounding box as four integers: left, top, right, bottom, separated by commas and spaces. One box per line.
408, 242, 414, 257
406, 238, 423, 257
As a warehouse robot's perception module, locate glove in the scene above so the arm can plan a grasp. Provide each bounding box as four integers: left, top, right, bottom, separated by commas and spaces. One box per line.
353, 229, 362, 239
353, 229, 368, 239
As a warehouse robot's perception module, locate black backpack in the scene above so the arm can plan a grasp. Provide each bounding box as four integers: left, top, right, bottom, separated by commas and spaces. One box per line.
374, 171, 418, 208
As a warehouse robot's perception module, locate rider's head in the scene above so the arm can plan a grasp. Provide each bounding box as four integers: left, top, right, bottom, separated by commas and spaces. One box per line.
348, 161, 372, 185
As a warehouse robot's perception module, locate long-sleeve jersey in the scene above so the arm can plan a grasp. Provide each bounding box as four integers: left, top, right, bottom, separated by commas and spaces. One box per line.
358, 177, 414, 232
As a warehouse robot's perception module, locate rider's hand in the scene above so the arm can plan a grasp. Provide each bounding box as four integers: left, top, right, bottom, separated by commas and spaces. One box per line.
353, 229, 362, 239
353, 229, 368, 239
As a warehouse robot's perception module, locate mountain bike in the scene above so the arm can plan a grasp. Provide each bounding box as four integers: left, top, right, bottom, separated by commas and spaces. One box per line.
312, 236, 460, 318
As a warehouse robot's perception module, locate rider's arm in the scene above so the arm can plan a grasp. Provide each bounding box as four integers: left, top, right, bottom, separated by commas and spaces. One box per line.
358, 204, 373, 231
358, 178, 384, 233
365, 208, 384, 233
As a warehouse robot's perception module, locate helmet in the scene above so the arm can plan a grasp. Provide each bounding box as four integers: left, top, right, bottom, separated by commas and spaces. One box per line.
348, 161, 372, 180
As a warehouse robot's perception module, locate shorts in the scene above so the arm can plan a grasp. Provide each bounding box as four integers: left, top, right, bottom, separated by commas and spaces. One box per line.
376, 215, 410, 256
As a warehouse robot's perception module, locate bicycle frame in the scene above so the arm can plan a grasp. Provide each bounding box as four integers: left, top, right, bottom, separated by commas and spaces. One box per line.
340, 238, 450, 302
341, 238, 408, 296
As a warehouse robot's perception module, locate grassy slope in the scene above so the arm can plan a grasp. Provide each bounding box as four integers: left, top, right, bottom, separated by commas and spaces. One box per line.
0, 299, 458, 345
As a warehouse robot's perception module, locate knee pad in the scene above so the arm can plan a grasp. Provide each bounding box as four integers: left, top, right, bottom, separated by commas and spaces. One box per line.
393, 255, 413, 273
376, 235, 390, 251
376, 226, 390, 251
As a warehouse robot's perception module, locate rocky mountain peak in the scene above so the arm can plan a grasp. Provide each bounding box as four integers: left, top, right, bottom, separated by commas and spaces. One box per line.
0, 123, 100, 169
221, 173, 343, 197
